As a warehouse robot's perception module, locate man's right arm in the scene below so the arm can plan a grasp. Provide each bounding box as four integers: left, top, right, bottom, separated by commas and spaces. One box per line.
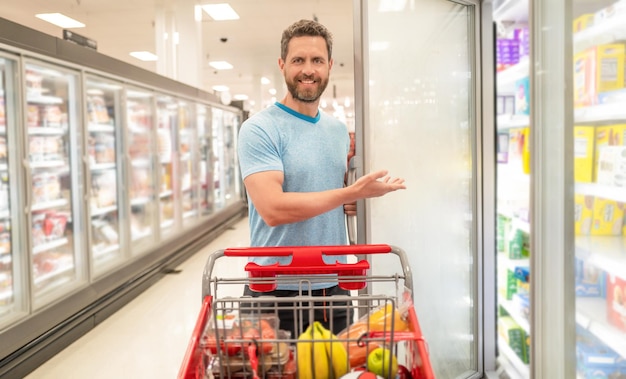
244, 169, 406, 227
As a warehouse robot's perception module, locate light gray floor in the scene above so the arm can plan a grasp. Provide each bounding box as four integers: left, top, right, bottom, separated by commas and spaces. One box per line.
26, 217, 251, 379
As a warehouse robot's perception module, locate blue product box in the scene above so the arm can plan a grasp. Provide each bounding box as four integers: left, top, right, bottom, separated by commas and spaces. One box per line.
575, 256, 606, 297
514, 77, 530, 115
577, 341, 626, 378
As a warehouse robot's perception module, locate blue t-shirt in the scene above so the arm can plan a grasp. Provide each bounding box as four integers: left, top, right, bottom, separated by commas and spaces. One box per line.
237, 102, 350, 289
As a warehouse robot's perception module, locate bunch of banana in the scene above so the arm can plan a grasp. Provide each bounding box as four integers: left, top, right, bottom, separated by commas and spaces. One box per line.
296, 321, 349, 379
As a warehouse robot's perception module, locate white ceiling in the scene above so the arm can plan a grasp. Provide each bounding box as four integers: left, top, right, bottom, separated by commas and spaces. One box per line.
0, 0, 356, 114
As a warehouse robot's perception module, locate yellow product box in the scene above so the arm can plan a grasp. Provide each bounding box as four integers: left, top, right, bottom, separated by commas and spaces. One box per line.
590, 198, 624, 236
574, 126, 596, 182
594, 124, 626, 181
574, 194, 594, 235
508, 128, 525, 167
522, 127, 531, 175
594, 44, 626, 94
573, 13, 595, 32
574, 49, 596, 108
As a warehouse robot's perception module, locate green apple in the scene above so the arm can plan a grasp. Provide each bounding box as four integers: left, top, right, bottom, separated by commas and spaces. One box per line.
367, 346, 398, 379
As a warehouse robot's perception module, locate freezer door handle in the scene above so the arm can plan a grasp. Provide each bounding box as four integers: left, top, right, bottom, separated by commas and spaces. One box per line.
23, 158, 32, 214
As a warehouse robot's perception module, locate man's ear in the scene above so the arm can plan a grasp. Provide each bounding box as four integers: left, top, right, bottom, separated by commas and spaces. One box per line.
278, 58, 285, 72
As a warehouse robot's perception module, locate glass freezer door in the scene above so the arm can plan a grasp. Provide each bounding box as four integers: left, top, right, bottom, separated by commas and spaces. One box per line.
178, 100, 198, 225
85, 77, 124, 275
357, 1, 481, 377
0, 55, 26, 328
221, 110, 240, 207
211, 107, 225, 211
156, 95, 178, 236
197, 104, 214, 216
25, 61, 86, 309
125, 88, 157, 255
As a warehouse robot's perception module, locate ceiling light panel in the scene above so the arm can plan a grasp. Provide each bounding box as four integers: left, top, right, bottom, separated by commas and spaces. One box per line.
35, 13, 85, 28
209, 61, 233, 70
130, 51, 158, 61
201, 4, 240, 21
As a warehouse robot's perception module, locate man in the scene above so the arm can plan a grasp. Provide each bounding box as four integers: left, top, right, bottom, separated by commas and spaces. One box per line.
237, 19, 406, 337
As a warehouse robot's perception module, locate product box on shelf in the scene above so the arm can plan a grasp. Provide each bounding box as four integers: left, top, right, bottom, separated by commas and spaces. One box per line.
594, 44, 626, 94
575, 194, 594, 235
575, 256, 606, 297
497, 214, 512, 253
590, 197, 624, 235
594, 125, 626, 182
575, 126, 596, 183
597, 145, 626, 187
522, 127, 530, 175
573, 13, 595, 32
607, 273, 626, 332
514, 77, 530, 115
508, 228, 530, 259
598, 88, 626, 104
498, 316, 529, 364
574, 49, 596, 108
497, 132, 510, 163
577, 340, 626, 379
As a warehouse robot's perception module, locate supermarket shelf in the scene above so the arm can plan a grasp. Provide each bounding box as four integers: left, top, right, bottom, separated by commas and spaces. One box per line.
31, 198, 68, 212
496, 58, 529, 92
130, 196, 151, 206
499, 297, 530, 333
30, 160, 67, 169
32, 237, 69, 255
33, 262, 74, 286
183, 210, 197, 219
574, 13, 626, 54
159, 190, 173, 198
0, 210, 9, 219
497, 114, 530, 130
87, 123, 115, 133
130, 158, 152, 167
90, 162, 116, 171
180, 152, 191, 161
91, 205, 117, 217
497, 336, 529, 378
27, 94, 63, 105
575, 103, 626, 123
575, 182, 626, 203
160, 219, 174, 229
0, 163, 7, 171
0, 288, 11, 302
28, 126, 66, 135
576, 236, 626, 278
498, 254, 530, 274
577, 297, 626, 358
93, 244, 119, 260
0, 254, 10, 264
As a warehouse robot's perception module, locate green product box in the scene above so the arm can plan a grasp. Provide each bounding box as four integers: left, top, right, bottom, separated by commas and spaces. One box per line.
497, 214, 512, 252
498, 316, 529, 364
508, 229, 530, 259
506, 269, 518, 300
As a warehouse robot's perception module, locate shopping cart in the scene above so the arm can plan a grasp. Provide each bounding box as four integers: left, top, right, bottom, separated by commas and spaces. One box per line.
178, 244, 435, 379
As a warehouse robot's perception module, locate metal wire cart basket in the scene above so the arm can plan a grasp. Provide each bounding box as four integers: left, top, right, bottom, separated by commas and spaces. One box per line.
178, 244, 435, 379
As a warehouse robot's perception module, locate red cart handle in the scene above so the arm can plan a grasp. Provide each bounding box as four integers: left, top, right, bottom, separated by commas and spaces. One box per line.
224, 244, 392, 292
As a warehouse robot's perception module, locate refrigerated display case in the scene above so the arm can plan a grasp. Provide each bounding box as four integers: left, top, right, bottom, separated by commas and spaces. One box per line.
24, 60, 87, 310
85, 76, 125, 276
0, 53, 26, 330
493, 1, 532, 377
126, 88, 158, 255
0, 17, 246, 378
572, 1, 626, 377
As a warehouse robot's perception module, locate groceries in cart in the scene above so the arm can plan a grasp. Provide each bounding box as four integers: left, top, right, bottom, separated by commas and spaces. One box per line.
179, 245, 436, 379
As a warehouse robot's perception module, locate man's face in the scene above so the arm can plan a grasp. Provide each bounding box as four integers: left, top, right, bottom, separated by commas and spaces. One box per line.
280, 36, 333, 103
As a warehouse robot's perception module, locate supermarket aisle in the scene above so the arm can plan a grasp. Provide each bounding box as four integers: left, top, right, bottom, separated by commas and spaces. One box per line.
26, 217, 251, 379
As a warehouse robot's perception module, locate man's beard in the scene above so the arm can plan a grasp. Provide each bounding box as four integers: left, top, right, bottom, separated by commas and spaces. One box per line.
286, 75, 328, 103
